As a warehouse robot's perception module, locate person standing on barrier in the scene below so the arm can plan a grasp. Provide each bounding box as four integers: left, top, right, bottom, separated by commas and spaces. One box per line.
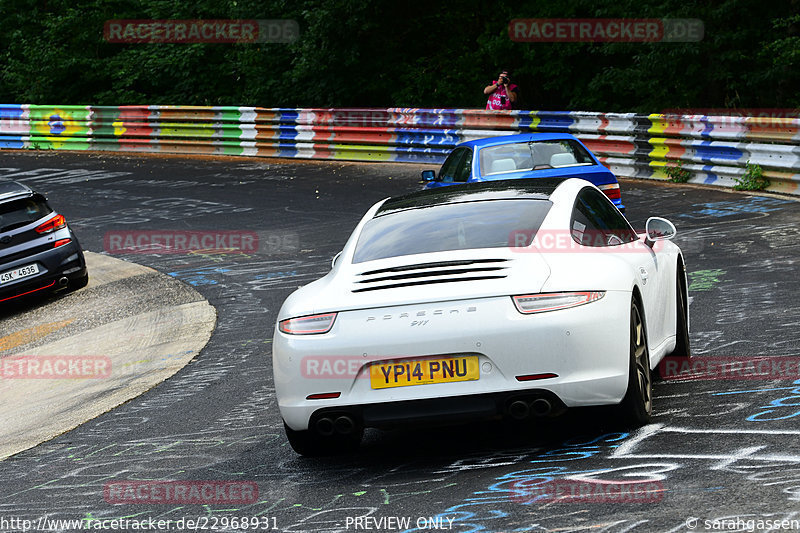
484, 69, 518, 110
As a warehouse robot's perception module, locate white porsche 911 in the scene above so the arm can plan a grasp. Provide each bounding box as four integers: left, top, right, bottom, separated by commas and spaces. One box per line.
272, 178, 690, 455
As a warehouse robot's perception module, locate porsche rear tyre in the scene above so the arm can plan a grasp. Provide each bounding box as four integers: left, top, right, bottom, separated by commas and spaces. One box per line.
671, 266, 691, 359
618, 298, 652, 426
656, 266, 691, 380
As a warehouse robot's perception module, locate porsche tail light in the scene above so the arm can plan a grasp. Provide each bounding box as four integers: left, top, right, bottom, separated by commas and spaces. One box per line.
35, 214, 67, 234
279, 313, 337, 335
599, 183, 621, 201
306, 392, 341, 400
54, 238, 72, 248
516, 373, 559, 381
512, 292, 605, 314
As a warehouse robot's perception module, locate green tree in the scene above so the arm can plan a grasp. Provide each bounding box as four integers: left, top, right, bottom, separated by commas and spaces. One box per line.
1, 0, 797, 110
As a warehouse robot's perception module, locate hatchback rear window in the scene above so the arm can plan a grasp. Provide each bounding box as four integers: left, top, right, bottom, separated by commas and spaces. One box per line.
353, 199, 552, 263
0, 196, 52, 232
481, 140, 595, 176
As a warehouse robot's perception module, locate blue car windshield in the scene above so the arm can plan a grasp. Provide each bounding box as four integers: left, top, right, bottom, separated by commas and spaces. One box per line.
481, 140, 594, 176
352, 199, 552, 263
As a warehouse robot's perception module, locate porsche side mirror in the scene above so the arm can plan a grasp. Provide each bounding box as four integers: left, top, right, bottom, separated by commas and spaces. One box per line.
645, 217, 677, 242
331, 251, 342, 268
421, 170, 436, 182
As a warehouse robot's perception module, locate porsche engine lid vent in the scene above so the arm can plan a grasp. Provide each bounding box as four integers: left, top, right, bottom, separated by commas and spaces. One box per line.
353, 259, 509, 293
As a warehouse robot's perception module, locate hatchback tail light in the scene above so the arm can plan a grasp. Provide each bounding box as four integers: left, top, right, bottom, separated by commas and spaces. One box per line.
599, 183, 621, 201
35, 214, 67, 234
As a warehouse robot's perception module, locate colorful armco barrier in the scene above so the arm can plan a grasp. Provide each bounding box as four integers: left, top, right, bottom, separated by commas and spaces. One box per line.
1, 105, 799, 195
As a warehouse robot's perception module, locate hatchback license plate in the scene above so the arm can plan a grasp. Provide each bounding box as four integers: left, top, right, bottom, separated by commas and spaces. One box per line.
370, 356, 480, 389
0, 263, 39, 284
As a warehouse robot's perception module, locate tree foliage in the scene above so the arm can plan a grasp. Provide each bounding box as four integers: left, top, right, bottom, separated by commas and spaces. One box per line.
1, 0, 797, 111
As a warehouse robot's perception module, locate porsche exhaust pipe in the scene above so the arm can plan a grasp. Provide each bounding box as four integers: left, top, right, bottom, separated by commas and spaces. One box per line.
508, 400, 531, 420
530, 398, 552, 417
315, 415, 357, 436
508, 397, 554, 420
315, 417, 335, 436
334, 415, 356, 435
58, 276, 69, 287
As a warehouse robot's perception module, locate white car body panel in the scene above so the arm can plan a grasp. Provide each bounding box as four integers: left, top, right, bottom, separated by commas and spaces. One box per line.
272, 178, 686, 432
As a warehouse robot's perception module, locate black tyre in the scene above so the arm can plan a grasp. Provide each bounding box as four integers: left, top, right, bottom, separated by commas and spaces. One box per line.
283, 422, 363, 457
618, 298, 652, 426
70, 273, 89, 291
671, 265, 691, 359
284, 423, 324, 456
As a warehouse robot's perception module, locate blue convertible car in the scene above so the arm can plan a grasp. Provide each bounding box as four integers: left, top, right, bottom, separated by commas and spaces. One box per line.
422, 133, 624, 211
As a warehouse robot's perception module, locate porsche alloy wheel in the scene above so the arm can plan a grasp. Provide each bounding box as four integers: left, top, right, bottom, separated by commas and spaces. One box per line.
619, 298, 652, 426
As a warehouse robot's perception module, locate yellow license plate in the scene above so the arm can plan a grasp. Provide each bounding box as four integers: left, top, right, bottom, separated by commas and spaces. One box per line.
370, 356, 480, 389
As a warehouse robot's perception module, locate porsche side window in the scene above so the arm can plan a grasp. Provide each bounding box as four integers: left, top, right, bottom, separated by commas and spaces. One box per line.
571, 219, 588, 245
571, 188, 637, 246
439, 148, 468, 183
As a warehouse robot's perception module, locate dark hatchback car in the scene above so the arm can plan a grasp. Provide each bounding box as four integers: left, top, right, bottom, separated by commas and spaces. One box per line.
0, 180, 88, 303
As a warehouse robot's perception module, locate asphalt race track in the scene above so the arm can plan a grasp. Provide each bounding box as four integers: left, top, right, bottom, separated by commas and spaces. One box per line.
1, 151, 800, 533
0, 252, 216, 461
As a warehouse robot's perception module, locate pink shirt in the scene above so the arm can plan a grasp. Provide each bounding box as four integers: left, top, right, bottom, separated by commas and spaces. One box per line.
486, 81, 518, 110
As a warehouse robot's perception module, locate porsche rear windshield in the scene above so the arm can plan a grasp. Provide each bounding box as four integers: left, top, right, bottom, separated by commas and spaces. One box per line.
481, 140, 594, 176
352, 199, 552, 263
0, 196, 52, 233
